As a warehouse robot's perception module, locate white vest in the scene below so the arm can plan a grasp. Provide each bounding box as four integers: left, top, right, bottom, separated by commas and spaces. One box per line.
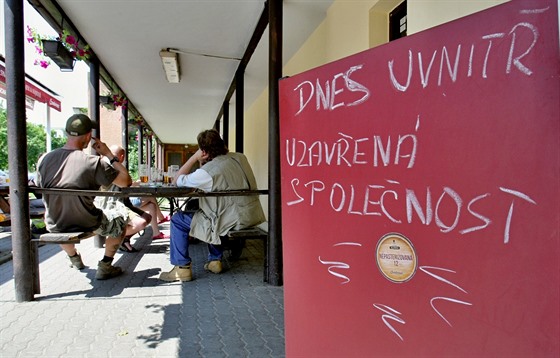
189, 152, 266, 244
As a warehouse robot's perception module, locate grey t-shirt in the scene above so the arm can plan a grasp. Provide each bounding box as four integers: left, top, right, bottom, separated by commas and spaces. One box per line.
37, 148, 118, 232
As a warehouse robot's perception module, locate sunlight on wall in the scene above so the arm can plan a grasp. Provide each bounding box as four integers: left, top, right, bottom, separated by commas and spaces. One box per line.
408, 0, 509, 34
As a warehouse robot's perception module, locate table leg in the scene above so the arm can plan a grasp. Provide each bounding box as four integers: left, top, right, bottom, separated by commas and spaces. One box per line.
0, 196, 10, 213
168, 197, 175, 214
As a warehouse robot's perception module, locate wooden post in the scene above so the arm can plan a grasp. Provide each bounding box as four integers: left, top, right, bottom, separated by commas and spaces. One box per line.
138, 125, 144, 164
89, 57, 106, 248
223, 101, 229, 148
235, 70, 244, 153
5, 0, 35, 302
122, 106, 129, 170
267, 0, 283, 286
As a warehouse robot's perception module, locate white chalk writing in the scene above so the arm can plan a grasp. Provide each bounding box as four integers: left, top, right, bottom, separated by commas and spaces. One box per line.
288, 180, 535, 244
388, 21, 540, 92
294, 64, 370, 115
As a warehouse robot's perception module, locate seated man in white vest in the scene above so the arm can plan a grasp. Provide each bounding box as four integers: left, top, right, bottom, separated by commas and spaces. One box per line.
159, 129, 265, 282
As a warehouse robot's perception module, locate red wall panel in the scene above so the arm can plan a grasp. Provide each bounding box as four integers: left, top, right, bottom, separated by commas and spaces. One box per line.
279, 0, 559, 356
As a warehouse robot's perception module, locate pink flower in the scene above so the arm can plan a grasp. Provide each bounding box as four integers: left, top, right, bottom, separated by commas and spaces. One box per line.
34, 59, 49, 68
64, 34, 76, 46
27, 37, 35, 43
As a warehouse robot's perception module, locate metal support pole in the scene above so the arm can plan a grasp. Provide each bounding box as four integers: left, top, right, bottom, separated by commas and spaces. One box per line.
121, 106, 129, 170
235, 70, 244, 153
138, 125, 144, 164
89, 56, 100, 140
223, 101, 229, 148
214, 117, 220, 133
267, 0, 283, 285
89, 57, 106, 248
147, 136, 152, 169
5, 0, 34, 302
45, 106, 52, 152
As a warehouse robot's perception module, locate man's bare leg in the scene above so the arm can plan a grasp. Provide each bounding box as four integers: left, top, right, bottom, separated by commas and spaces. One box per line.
60, 243, 85, 270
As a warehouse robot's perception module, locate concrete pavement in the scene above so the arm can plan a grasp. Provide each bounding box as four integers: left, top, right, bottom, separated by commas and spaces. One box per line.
0, 224, 285, 357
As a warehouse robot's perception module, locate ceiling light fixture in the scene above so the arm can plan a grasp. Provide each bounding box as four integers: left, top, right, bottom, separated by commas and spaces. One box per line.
159, 50, 180, 83
167, 48, 241, 61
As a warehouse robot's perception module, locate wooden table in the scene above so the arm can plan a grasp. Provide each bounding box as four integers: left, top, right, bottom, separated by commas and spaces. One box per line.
30, 185, 268, 214
30, 185, 267, 198
0, 185, 10, 214
1, 185, 46, 226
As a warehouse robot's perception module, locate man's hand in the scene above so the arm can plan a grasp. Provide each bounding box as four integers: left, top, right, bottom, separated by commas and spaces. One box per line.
91, 137, 112, 157
195, 149, 210, 165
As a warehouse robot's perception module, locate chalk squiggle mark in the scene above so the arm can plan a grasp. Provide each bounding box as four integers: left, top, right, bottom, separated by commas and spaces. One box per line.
430, 297, 473, 327
420, 266, 473, 326
419, 266, 467, 293
318, 242, 361, 283
520, 6, 549, 14
318, 257, 351, 284
372, 303, 405, 341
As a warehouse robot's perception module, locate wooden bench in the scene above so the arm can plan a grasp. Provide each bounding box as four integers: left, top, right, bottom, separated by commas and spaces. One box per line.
222, 226, 268, 278
0, 209, 45, 227
30, 231, 96, 294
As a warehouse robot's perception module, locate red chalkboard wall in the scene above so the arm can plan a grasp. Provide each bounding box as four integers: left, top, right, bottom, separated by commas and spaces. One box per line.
279, 0, 559, 356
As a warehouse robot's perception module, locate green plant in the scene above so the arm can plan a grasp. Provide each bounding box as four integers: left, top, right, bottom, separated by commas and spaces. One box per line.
26, 26, 91, 68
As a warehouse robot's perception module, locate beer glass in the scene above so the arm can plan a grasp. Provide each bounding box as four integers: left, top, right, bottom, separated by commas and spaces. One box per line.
139, 164, 149, 183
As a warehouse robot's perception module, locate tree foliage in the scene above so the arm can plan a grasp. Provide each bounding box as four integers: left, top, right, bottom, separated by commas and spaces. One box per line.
0, 107, 65, 171
128, 131, 139, 180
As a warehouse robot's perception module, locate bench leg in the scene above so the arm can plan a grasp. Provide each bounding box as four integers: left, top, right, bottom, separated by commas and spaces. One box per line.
30, 241, 41, 295
93, 234, 106, 248
263, 235, 268, 283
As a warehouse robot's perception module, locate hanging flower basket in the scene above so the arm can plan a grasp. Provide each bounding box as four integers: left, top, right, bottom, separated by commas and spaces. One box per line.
128, 116, 144, 126
26, 26, 91, 71
112, 94, 128, 110
42, 40, 75, 71
99, 94, 127, 111
99, 95, 116, 110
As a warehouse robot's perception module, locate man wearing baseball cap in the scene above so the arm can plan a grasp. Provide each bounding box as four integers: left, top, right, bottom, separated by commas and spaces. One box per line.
37, 114, 132, 280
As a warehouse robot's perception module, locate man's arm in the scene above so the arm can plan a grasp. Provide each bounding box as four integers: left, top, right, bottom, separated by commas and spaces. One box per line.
108, 159, 132, 188
172, 149, 207, 186
92, 137, 132, 188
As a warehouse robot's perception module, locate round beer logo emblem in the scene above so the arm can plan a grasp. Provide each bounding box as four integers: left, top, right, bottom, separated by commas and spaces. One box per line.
375, 233, 418, 283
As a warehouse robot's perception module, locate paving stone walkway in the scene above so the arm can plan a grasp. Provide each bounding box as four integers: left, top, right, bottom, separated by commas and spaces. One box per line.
0, 225, 285, 357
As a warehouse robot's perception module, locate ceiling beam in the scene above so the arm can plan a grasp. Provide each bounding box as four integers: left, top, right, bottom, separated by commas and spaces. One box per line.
215, 0, 269, 123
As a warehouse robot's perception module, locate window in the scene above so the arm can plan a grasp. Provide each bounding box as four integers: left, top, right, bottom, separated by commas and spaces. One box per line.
389, 1, 407, 41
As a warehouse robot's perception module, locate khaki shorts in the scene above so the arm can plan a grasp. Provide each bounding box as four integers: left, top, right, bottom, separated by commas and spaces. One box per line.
94, 211, 128, 238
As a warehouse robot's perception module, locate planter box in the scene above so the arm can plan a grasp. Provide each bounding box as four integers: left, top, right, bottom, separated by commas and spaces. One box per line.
42, 40, 75, 71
